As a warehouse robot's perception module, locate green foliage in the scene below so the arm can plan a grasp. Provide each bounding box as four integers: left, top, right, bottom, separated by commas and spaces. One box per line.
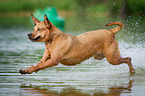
86, 4, 106, 13
110, 0, 145, 15
0, 16, 32, 27
0, 0, 144, 16
0, 0, 77, 12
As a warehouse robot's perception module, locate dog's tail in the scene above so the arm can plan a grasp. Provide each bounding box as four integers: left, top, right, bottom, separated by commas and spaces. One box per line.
105, 22, 124, 34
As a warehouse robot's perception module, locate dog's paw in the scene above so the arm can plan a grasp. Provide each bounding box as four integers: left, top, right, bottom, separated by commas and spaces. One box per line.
19, 69, 31, 75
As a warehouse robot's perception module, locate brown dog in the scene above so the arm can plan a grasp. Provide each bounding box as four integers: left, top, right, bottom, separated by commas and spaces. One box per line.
19, 14, 135, 74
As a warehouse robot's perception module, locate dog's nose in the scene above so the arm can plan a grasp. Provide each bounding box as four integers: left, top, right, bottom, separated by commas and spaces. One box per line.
27, 33, 32, 37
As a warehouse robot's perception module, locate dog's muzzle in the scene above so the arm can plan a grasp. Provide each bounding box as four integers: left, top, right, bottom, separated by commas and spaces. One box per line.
27, 33, 41, 41
27, 33, 33, 40
32, 36, 41, 41
27, 33, 32, 37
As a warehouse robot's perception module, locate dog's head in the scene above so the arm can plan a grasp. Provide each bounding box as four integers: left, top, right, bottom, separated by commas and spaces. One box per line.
28, 14, 52, 42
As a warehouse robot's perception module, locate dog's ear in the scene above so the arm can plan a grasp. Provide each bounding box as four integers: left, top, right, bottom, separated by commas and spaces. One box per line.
44, 14, 52, 29
31, 14, 40, 25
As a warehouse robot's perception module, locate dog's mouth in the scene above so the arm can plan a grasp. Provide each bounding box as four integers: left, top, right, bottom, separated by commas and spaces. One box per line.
32, 36, 41, 41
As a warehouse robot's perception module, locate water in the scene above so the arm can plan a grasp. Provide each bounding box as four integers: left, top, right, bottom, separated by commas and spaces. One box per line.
0, 16, 145, 96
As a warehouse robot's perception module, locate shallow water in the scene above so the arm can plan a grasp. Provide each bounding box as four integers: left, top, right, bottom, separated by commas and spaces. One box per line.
0, 16, 145, 96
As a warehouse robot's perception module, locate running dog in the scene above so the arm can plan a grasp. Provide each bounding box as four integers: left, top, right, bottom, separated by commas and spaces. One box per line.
19, 15, 135, 74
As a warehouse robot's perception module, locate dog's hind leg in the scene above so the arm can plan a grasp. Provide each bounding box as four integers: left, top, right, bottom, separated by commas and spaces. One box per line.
103, 40, 135, 73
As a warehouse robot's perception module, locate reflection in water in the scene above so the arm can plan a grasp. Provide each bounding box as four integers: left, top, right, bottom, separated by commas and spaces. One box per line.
20, 79, 133, 96
106, 79, 133, 96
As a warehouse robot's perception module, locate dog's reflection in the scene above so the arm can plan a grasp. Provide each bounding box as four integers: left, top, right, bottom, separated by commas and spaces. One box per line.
94, 79, 133, 96
20, 80, 133, 96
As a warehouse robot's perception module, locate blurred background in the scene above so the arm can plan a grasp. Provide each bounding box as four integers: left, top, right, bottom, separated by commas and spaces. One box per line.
0, 0, 145, 96
0, 0, 145, 31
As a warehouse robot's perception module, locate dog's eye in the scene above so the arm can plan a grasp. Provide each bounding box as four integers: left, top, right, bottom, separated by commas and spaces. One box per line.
38, 29, 41, 31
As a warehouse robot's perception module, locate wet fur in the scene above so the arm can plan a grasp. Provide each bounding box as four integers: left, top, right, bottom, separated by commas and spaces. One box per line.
19, 15, 135, 75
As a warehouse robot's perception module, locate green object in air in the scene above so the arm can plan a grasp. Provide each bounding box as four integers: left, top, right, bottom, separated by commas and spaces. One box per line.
32, 7, 65, 30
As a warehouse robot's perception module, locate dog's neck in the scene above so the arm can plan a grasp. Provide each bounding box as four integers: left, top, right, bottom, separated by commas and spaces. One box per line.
45, 25, 63, 44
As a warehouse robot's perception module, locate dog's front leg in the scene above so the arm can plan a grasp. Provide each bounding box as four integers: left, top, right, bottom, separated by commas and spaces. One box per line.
19, 49, 51, 74
37, 49, 50, 64
19, 58, 60, 75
